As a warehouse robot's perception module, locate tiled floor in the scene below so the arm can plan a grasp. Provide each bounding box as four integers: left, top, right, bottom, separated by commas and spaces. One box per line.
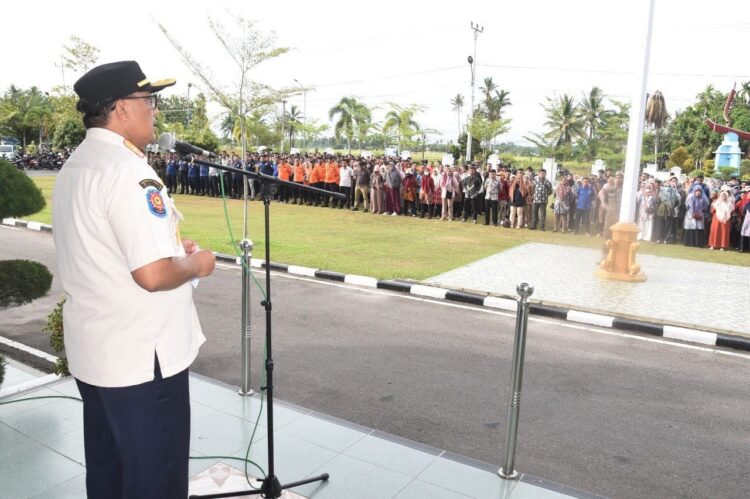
426, 242, 750, 335
0, 373, 592, 498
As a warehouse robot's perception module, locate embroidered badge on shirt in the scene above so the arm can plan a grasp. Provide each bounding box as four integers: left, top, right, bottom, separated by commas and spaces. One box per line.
139, 179, 164, 191
145, 187, 167, 218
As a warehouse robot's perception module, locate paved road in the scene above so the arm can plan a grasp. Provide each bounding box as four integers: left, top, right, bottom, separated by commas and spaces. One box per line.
2, 226, 749, 499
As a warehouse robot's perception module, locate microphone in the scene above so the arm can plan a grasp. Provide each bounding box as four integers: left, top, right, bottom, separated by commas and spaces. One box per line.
157, 132, 217, 158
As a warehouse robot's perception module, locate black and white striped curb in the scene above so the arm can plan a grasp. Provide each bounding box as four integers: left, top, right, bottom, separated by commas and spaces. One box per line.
5, 217, 750, 354
2, 218, 53, 233
214, 253, 750, 354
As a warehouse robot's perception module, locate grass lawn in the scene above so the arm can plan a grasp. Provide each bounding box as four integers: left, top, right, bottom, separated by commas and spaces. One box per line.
29, 176, 748, 279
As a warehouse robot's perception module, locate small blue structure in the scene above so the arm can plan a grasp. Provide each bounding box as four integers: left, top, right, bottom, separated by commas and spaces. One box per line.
714, 132, 742, 173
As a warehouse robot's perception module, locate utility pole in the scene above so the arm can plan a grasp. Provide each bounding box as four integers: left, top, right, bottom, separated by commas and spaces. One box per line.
293, 79, 306, 151
280, 100, 286, 153
466, 21, 483, 164
186, 83, 193, 125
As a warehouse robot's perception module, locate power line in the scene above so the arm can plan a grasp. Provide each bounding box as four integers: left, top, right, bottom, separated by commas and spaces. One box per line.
478, 63, 750, 79
311, 65, 465, 88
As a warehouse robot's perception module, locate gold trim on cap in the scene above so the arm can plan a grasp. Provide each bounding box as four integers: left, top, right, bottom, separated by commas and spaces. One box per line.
150, 78, 176, 87
137, 78, 150, 87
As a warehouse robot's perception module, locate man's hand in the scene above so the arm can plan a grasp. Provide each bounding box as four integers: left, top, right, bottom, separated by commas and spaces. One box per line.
131, 248, 216, 292
182, 238, 199, 255
190, 250, 215, 277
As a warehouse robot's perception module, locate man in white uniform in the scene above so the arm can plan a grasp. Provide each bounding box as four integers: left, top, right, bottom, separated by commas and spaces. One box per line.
52, 60, 216, 499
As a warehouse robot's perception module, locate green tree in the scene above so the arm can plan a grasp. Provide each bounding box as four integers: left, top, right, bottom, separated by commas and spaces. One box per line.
0, 86, 53, 149
541, 94, 586, 159
488, 89, 512, 121
0, 160, 45, 218
285, 104, 304, 148
159, 13, 297, 160
383, 103, 422, 154
468, 115, 510, 158
52, 116, 85, 149
157, 94, 193, 128
328, 97, 369, 154
668, 146, 691, 170
479, 77, 497, 114
580, 86, 607, 140
353, 104, 372, 154
61, 35, 100, 75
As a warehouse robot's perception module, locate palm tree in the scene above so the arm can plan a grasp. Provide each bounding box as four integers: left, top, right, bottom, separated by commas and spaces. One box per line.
285, 105, 304, 148
645, 90, 668, 166
487, 89, 511, 121
450, 94, 464, 139
737, 81, 750, 106
580, 86, 606, 140
479, 77, 497, 113
383, 104, 421, 154
542, 94, 586, 155
353, 104, 372, 154
328, 97, 368, 154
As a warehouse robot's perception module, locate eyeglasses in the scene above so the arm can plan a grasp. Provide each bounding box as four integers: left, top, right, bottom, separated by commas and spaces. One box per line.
119, 94, 159, 109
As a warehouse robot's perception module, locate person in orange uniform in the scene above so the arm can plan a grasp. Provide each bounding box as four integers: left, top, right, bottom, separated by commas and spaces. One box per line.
292, 159, 306, 204
276, 158, 293, 203
309, 160, 322, 206
314, 160, 327, 206
323, 158, 340, 207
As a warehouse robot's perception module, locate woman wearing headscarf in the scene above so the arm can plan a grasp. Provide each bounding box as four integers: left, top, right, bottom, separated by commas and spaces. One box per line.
509, 171, 528, 229
708, 188, 734, 250
370, 165, 385, 214
431, 166, 443, 219
654, 179, 679, 243
552, 177, 572, 233
440, 165, 459, 221
683, 185, 708, 247
636, 182, 657, 241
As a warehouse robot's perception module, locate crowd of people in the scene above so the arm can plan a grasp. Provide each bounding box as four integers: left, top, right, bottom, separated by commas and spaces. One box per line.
147, 151, 750, 253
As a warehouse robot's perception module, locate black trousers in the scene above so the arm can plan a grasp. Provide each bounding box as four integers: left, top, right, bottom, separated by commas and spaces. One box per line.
464, 197, 481, 220
178, 171, 188, 194
75, 357, 190, 499
188, 176, 199, 194
209, 175, 219, 197
484, 199, 498, 225
338, 186, 351, 208
166, 174, 177, 195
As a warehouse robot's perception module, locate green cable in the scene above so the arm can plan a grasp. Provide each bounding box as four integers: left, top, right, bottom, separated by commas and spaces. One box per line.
218, 170, 267, 301
218, 170, 270, 486
1, 172, 272, 485
0, 394, 268, 481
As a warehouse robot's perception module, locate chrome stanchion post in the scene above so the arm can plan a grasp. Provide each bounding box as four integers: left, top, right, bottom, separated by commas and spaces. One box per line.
239, 238, 254, 396
498, 282, 534, 480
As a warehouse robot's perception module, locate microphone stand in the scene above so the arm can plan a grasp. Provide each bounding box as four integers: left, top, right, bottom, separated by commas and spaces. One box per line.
189, 158, 343, 499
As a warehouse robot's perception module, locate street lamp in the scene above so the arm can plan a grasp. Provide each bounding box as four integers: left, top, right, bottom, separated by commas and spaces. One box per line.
293, 79, 306, 151
466, 22, 483, 164
186, 82, 193, 124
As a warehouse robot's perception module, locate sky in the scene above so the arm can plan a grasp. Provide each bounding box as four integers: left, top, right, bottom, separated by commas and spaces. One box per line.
3, 0, 750, 147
